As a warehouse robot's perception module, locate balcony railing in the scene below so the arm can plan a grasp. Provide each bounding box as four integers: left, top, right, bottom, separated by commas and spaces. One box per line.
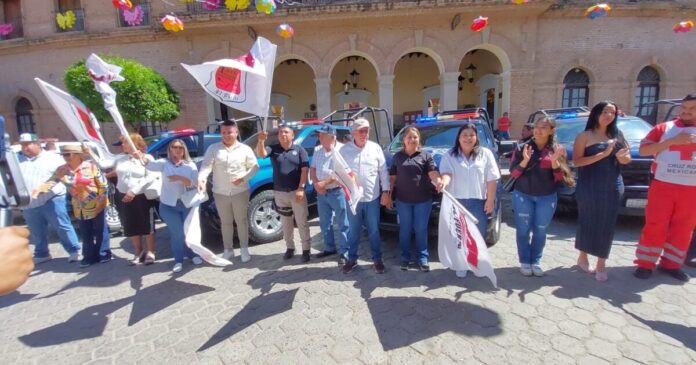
117, 1, 152, 28
0, 17, 23, 41
186, 0, 383, 14
54, 8, 85, 33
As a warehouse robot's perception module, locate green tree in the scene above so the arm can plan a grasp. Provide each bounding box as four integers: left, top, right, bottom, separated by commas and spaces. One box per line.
64, 55, 180, 129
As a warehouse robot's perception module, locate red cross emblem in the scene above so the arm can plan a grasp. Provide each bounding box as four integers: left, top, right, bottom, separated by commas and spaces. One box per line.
669, 143, 696, 161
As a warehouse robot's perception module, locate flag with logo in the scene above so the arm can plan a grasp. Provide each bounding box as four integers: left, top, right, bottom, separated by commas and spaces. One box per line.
181, 36, 277, 119
331, 151, 363, 215
184, 203, 232, 267
438, 190, 497, 287
34, 78, 115, 159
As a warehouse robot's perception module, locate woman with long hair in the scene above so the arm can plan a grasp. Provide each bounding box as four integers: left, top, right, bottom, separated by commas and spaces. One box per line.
440, 124, 501, 277
510, 116, 574, 277
143, 139, 202, 273
385, 127, 442, 272
573, 101, 631, 281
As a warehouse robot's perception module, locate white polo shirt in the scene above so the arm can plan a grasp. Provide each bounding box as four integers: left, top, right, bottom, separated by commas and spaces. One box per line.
439, 147, 500, 200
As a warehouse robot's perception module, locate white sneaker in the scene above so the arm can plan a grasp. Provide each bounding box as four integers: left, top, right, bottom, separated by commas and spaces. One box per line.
532, 264, 545, 277
68, 252, 80, 263
456, 270, 468, 278
240, 248, 251, 263
520, 264, 533, 276
33, 255, 52, 264
172, 263, 183, 273
221, 249, 234, 261
192, 257, 203, 265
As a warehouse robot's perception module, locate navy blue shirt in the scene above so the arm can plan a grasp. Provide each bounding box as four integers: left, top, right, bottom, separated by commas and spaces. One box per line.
389, 150, 438, 203
265, 144, 309, 192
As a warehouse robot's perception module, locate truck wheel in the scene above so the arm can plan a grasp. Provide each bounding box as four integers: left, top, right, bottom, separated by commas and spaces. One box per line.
248, 190, 283, 244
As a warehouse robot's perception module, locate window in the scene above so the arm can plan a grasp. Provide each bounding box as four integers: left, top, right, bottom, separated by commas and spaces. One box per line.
116, 0, 150, 28
138, 121, 165, 137
55, 0, 85, 32
300, 132, 319, 157
1, 0, 23, 40
562, 69, 589, 108
633, 66, 660, 124
15, 97, 35, 134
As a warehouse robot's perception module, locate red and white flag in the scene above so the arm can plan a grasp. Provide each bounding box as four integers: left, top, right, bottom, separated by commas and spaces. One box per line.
438, 190, 497, 287
181, 36, 277, 119
34, 78, 115, 159
331, 150, 363, 215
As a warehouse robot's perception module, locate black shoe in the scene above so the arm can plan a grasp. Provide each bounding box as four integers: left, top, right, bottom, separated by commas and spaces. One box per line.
302, 250, 311, 263
657, 266, 690, 282
418, 263, 430, 273
342, 260, 357, 274
99, 255, 112, 264
79, 261, 92, 268
633, 267, 652, 279
400, 262, 409, 271
316, 250, 337, 259
685, 257, 696, 268
283, 249, 295, 260
374, 260, 385, 274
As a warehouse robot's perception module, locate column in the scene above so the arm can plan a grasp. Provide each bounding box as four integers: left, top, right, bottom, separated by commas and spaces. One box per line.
378, 74, 395, 145
439, 72, 460, 112
314, 77, 331, 119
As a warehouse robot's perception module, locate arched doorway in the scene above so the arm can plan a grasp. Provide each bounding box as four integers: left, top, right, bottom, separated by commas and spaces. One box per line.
15, 97, 35, 134
562, 69, 590, 108
330, 56, 378, 111
393, 51, 440, 130
633, 66, 660, 124
272, 59, 317, 121
458, 49, 504, 121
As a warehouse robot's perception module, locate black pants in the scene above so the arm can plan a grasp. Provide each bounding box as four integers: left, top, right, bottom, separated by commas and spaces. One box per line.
687, 229, 696, 262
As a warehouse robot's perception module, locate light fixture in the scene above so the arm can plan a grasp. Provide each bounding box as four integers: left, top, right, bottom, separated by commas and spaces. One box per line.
465, 63, 477, 83
349, 68, 360, 88
458, 75, 465, 91
342, 80, 351, 94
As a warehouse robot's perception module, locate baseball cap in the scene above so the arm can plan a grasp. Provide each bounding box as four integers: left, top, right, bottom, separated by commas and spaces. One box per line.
317, 124, 336, 136
352, 118, 370, 131
60, 145, 83, 154
112, 140, 123, 146
18, 133, 39, 143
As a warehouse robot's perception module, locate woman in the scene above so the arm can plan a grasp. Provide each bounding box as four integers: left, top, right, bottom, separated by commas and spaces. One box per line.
510, 116, 574, 277
573, 101, 631, 281
440, 124, 501, 278
47, 145, 109, 268
143, 140, 202, 273
386, 127, 442, 272
88, 133, 158, 265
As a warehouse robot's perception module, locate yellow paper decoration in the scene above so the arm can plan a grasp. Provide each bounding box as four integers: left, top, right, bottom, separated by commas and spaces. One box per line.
226, 0, 251, 11
56, 11, 76, 30
161, 14, 184, 33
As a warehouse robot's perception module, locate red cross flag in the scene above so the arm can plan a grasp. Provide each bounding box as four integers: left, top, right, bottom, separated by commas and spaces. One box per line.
438, 190, 497, 287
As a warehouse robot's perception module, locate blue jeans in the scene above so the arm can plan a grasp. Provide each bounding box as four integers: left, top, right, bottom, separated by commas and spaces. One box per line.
457, 198, 488, 239
512, 190, 557, 265
498, 131, 510, 140
347, 198, 382, 262
317, 188, 349, 255
79, 210, 106, 265
159, 201, 197, 264
100, 212, 112, 259
396, 199, 432, 265
23, 195, 80, 258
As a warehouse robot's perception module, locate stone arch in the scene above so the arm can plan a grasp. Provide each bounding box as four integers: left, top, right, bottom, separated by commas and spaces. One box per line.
275, 41, 321, 76
274, 53, 318, 77
631, 63, 668, 84
462, 43, 512, 74
383, 35, 450, 75
9, 89, 41, 113
557, 62, 596, 85
321, 39, 384, 78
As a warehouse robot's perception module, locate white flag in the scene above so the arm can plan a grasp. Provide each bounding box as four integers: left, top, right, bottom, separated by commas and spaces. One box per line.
181, 36, 277, 118
34, 78, 115, 159
85, 54, 137, 153
184, 203, 232, 267
438, 190, 497, 288
331, 151, 363, 215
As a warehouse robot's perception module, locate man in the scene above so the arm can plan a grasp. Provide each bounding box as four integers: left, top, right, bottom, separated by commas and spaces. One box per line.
634, 94, 696, 282
310, 124, 349, 263
255, 123, 312, 262
497, 112, 512, 140
339, 118, 390, 274
198, 120, 259, 262
18, 133, 81, 264
0, 227, 33, 295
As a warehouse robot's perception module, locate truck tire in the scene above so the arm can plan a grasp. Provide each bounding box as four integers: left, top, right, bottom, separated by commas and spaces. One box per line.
248, 190, 283, 244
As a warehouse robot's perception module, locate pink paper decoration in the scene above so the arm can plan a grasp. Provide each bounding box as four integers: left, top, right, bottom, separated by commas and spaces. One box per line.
123, 5, 144, 26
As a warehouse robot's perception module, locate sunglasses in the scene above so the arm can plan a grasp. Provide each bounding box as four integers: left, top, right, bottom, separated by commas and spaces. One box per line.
170, 145, 184, 150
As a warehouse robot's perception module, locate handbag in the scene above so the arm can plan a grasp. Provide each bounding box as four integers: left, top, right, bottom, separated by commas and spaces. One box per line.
503, 157, 540, 193
181, 189, 209, 208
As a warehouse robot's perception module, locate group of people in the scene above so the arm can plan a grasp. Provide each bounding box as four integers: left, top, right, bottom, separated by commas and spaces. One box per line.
18, 94, 696, 282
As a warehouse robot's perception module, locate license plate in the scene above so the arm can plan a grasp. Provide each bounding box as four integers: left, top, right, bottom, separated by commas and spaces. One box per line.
626, 199, 647, 209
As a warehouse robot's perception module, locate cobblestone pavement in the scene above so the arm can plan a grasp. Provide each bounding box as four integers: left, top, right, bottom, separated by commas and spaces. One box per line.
1, 202, 695, 365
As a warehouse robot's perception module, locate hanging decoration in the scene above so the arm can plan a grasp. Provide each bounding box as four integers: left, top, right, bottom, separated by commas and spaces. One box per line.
673, 20, 694, 33
0, 23, 13, 36
470, 16, 488, 32
161, 14, 184, 32
112, 0, 133, 10
202, 0, 221, 11
256, 0, 276, 15
225, 0, 251, 11
56, 11, 77, 30
511, 0, 529, 4
584, 3, 612, 19
276, 23, 294, 38
123, 5, 144, 26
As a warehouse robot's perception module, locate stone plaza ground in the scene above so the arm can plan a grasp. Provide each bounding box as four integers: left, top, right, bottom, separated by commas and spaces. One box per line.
1, 200, 695, 365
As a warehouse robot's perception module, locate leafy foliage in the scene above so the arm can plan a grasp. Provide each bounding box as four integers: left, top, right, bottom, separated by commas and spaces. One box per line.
64, 55, 180, 128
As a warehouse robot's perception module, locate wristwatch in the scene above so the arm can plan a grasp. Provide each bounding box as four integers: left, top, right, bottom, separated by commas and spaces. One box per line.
299, 183, 306, 189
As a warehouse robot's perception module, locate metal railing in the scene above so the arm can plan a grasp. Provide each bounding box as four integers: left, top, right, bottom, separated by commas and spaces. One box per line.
186, 0, 395, 14
0, 17, 23, 41
54, 8, 85, 33
117, 1, 152, 28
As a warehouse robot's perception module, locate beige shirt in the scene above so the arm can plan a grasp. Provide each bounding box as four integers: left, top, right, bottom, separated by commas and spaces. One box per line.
198, 141, 259, 196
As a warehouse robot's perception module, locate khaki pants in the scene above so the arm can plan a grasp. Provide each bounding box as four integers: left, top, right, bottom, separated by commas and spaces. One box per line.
274, 190, 311, 250
214, 191, 250, 250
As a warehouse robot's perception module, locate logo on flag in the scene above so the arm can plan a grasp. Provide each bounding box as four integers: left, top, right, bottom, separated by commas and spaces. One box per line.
331, 150, 363, 215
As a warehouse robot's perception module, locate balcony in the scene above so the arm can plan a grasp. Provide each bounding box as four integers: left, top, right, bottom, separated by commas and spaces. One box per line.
117, 1, 151, 28
54, 8, 85, 33
185, 0, 392, 15
0, 17, 23, 41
